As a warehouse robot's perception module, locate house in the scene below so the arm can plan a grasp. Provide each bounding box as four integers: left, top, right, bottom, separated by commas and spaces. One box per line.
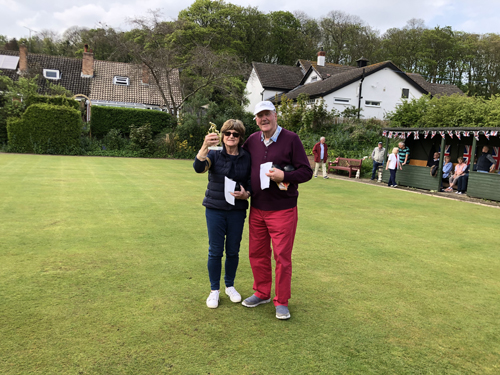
244, 49, 463, 119
0, 45, 182, 118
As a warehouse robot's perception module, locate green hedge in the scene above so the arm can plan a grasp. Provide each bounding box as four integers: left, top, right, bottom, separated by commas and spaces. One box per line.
7, 103, 81, 153
90, 106, 175, 138
25, 95, 80, 110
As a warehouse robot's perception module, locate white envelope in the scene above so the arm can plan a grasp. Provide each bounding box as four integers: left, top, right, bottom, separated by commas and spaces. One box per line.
224, 176, 236, 205
260, 162, 272, 190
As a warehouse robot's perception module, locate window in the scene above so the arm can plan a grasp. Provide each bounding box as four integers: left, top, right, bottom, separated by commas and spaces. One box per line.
113, 76, 130, 86
311, 76, 318, 82
365, 100, 381, 107
308, 99, 316, 105
335, 98, 350, 103
402, 88, 409, 99
43, 69, 61, 80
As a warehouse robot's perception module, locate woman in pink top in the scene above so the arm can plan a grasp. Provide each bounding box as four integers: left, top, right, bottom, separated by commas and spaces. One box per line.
445, 157, 467, 192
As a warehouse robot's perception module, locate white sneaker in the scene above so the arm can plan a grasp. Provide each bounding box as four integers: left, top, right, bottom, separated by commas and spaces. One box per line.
225, 286, 241, 303
206, 290, 220, 308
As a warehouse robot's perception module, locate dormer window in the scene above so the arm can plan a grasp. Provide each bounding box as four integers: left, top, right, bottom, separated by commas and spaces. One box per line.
113, 76, 130, 86
43, 69, 61, 80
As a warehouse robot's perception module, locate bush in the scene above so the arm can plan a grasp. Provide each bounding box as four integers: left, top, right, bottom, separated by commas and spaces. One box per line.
7, 103, 81, 154
91, 106, 175, 138
25, 95, 80, 111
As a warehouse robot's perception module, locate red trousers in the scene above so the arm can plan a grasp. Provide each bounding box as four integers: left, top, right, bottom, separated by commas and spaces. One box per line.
248, 206, 298, 306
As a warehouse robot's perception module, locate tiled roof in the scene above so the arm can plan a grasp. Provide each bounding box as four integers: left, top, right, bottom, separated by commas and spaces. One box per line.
406, 73, 463, 96
252, 62, 304, 90
296, 59, 356, 79
0, 50, 91, 96
89, 60, 181, 108
275, 61, 425, 101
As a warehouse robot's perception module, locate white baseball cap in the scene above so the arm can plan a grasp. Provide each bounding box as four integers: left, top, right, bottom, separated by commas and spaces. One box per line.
253, 101, 276, 115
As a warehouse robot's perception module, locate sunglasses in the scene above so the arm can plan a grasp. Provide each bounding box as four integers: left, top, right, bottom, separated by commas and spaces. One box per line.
223, 131, 240, 138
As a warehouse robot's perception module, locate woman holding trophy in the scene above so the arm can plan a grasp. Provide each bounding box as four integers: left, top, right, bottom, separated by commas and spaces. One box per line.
193, 119, 252, 309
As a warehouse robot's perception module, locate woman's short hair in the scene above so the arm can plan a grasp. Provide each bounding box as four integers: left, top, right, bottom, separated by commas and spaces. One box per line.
221, 119, 246, 145
444, 155, 451, 161
457, 157, 464, 163
392, 147, 399, 153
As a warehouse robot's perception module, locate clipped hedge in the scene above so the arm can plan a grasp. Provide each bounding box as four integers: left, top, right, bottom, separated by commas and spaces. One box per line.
90, 106, 175, 138
7, 103, 81, 153
25, 95, 80, 111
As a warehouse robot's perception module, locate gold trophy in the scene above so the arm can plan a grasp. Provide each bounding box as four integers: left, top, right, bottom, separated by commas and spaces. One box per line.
207, 122, 223, 151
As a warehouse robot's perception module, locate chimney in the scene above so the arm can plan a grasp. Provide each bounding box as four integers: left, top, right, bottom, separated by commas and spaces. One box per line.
356, 57, 369, 68
19, 44, 28, 73
81, 44, 94, 78
317, 47, 326, 67
142, 63, 149, 85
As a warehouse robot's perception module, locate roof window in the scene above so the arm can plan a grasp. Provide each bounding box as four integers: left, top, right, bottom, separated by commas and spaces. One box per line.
43, 69, 61, 80
113, 76, 130, 86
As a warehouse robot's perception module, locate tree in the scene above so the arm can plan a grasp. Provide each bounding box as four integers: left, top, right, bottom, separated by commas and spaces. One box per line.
124, 11, 245, 117
320, 11, 376, 65
380, 19, 426, 72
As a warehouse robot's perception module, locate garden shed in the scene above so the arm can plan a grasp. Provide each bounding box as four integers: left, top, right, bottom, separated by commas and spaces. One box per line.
381, 127, 500, 201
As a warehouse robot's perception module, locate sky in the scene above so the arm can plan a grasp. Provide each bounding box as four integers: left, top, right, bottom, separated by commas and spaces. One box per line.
1, 0, 499, 40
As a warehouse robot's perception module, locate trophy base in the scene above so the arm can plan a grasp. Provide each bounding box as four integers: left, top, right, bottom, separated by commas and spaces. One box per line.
208, 146, 223, 151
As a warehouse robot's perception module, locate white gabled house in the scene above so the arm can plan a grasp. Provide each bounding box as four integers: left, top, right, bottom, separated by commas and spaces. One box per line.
244, 49, 463, 119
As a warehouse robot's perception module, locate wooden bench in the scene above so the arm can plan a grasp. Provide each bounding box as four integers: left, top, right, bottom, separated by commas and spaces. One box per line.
328, 157, 363, 178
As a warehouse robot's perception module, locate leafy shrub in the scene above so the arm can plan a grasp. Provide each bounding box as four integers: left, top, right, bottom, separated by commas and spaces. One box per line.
25, 95, 80, 111
91, 106, 175, 138
7, 103, 81, 154
102, 129, 127, 150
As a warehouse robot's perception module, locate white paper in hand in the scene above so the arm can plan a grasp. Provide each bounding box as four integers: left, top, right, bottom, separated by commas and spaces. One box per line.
260, 162, 272, 190
224, 176, 236, 205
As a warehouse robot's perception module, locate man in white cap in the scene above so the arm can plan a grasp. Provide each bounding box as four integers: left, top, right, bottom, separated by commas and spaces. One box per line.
241, 101, 313, 320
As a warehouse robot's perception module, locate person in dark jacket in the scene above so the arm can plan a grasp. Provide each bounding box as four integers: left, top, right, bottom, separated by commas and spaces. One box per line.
312, 137, 329, 179
241, 101, 313, 320
193, 119, 251, 309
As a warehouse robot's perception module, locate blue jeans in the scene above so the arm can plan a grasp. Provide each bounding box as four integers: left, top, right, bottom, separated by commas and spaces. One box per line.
372, 161, 383, 179
388, 168, 397, 186
205, 208, 247, 290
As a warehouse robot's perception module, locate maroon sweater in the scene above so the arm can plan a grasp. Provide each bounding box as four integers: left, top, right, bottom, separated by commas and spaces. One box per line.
243, 128, 313, 211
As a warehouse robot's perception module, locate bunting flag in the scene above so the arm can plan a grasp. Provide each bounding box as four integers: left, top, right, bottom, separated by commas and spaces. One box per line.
492, 147, 500, 170
463, 145, 473, 165
439, 144, 451, 156
491, 131, 498, 137
388, 131, 393, 138
407, 131, 412, 137
382, 130, 387, 137
473, 131, 480, 141
399, 133, 406, 139
455, 131, 461, 140
439, 131, 445, 138
447, 131, 454, 138
431, 131, 436, 139
413, 131, 419, 140
463, 131, 470, 137
424, 131, 429, 139
484, 131, 490, 140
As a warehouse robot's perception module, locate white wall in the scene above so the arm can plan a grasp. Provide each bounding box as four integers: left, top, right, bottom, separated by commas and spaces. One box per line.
244, 68, 285, 113
322, 68, 424, 120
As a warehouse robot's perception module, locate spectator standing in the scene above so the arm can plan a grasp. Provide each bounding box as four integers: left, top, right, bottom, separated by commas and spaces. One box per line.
370, 141, 385, 180
398, 142, 410, 166
312, 137, 329, 179
476, 146, 496, 173
386, 147, 402, 187
242, 101, 313, 320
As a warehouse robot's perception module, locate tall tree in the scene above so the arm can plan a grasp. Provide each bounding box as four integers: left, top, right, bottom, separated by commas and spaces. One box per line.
320, 10, 376, 65
124, 11, 245, 117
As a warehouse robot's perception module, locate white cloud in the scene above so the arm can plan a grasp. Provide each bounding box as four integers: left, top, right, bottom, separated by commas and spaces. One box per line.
2, 0, 500, 40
